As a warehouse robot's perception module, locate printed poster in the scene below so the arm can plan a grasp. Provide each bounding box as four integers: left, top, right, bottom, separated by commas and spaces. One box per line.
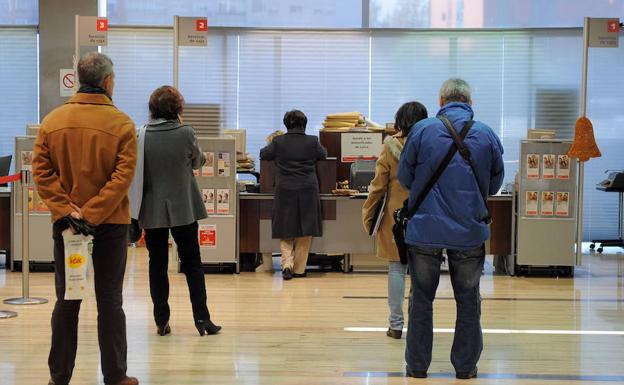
27, 188, 35, 211
526, 154, 540, 179
217, 189, 230, 214
217, 152, 231, 177
36, 192, 49, 212
202, 188, 215, 214
556, 192, 570, 217
557, 155, 570, 180
202, 152, 215, 177
525, 191, 538, 216
541, 191, 554, 216
21, 151, 33, 171
198, 224, 216, 248
542, 154, 555, 179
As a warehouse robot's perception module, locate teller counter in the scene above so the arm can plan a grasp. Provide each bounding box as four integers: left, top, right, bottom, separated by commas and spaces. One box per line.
238, 192, 513, 272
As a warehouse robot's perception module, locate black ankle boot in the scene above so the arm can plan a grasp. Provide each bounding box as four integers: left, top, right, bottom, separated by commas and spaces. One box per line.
156, 322, 171, 336
195, 319, 222, 336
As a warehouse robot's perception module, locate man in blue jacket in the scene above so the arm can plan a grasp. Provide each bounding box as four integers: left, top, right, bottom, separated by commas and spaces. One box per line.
398, 78, 504, 379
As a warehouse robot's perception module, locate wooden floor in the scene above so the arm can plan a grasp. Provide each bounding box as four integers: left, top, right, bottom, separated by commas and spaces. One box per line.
1, 248, 624, 385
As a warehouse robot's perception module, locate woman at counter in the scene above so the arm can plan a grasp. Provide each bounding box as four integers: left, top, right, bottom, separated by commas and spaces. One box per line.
362, 101, 428, 339
259, 110, 328, 280
131, 85, 221, 337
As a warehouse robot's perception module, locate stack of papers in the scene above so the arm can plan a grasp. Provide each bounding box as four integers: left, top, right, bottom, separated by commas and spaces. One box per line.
237, 153, 256, 172
321, 111, 366, 131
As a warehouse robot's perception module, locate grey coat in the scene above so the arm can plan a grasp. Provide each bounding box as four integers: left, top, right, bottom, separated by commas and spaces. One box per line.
138, 119, 208, 229
259, 128, 327, 239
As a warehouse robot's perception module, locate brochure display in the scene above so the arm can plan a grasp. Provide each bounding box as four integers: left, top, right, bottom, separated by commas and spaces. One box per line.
11, 136, 54, 268
194, 136, 238, 271
514, 139, 578, 275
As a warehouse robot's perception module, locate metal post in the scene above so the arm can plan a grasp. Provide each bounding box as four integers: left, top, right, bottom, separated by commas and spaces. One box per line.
75, 15, 81, 92
575, 17, 591, 266
4, 171, 48, 305
173, 15, 179, 89
619, 192, 623, 240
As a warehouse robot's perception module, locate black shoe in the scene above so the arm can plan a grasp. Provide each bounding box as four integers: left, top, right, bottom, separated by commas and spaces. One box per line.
456, 367, 478, 379
293, 272, 307, 278
406, 366, 427, 378
156, 322, 171, 336
195, 319, 222, 336
386, 328, 402, 339
282, 268, 293, 280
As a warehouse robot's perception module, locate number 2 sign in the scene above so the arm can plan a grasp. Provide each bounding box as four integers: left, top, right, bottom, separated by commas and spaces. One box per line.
196, 19, 208, 31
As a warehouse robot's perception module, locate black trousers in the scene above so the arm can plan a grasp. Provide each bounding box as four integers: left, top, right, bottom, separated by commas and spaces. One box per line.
49, 222, 129, 385
144, 222, 210, 326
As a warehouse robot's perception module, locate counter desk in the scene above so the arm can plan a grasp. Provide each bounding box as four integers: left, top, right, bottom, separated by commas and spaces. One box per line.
239, 192, 513, 272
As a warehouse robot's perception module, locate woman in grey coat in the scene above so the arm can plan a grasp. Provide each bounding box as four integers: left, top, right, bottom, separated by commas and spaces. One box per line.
259, 110, 327, 280
137, 86, 221, 337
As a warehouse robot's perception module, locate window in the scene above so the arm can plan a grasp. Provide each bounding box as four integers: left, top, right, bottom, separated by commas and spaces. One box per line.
106, 0, 362, 28
0, 28, 38, 168
370, 0, 624, 28
102, 29, 173, 126
0, 0, 38, 25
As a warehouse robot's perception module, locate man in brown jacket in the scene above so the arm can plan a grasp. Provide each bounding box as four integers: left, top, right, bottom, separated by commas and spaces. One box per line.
33, 52, 139, 385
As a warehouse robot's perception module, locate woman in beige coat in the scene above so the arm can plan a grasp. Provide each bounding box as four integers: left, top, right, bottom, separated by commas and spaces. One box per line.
362, 101, 428, 339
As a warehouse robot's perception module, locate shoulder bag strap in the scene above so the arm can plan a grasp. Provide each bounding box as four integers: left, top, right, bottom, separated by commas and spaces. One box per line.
406, 118, 473, 219
438, 115, 491, 224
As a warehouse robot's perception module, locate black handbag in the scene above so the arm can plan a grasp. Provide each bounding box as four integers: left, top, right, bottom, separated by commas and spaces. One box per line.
393, 116, 486, 264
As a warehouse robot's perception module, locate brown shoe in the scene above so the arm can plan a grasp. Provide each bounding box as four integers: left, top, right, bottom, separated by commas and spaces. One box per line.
386, 328, 402, 339
109, 377, 139, 385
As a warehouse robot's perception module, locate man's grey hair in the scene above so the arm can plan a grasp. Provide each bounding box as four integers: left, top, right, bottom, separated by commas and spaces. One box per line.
439, 78, 472, 104
77, 52, 114, 88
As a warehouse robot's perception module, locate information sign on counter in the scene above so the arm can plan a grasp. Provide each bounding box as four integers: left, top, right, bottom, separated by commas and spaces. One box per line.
340, 132, 383, 163
178, 17, 208, 46
588, 18, 620, 48
78, 16, 108, 46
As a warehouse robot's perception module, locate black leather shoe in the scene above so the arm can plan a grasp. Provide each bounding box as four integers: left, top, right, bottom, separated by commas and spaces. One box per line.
156, 322, 171, 336
293, 272, 307, 278
386, 328, 402, 339
456, 367, 478, 379
406, 366, 427, 378
195, 319, 222, 336
282, 268, 293, 280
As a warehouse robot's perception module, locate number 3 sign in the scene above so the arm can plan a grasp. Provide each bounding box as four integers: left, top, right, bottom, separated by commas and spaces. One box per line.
96, 19, 108, 31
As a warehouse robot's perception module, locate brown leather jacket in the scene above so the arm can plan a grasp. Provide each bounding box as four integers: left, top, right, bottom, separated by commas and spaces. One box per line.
33, 93, 137, 225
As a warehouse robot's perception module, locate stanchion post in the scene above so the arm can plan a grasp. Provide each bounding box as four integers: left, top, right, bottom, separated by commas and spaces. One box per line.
3, 170, 48, 305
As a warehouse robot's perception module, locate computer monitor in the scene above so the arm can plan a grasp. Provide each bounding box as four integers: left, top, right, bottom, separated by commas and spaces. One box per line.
0, 155, 12, 187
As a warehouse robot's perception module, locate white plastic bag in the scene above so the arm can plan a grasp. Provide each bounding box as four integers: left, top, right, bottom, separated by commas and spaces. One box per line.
62, 229, 93, 300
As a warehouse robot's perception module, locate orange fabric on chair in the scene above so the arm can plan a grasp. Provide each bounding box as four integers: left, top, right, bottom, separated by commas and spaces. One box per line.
568, 116, 601, 162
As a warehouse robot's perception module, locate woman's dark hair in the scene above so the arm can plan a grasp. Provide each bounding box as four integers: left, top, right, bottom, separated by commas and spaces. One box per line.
149, 85, 185, 120
394, 101, 428, 137
283, 110, 307, 131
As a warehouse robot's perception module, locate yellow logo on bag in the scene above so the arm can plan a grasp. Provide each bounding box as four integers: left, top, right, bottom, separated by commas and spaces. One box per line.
67, 254, 85, 269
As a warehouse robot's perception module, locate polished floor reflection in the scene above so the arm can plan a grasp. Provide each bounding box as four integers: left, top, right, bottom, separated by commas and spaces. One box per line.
0, 248, 623, 385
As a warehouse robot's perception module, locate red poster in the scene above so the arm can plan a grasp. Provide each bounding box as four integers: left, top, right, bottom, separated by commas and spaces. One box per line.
198, 225, 216, 248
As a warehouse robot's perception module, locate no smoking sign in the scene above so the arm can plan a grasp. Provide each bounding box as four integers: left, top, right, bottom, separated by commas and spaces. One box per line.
60, 69, 75, 97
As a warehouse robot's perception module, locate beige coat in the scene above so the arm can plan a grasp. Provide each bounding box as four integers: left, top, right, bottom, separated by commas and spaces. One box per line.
362, 135, 409, 261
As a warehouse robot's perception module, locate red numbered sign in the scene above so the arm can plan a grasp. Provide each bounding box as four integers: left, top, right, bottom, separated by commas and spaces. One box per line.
96, 19, 108, 31
196, 19, 208, 32
608, 19, 620, 33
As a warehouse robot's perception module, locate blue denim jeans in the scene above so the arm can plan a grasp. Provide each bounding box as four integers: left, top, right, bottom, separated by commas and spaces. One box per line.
388, 261, 408, 331
405, 245, 484, 374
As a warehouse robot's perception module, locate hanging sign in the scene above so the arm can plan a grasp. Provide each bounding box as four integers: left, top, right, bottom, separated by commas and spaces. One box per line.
588, 18, 620, 48
340, 133, 383, 163
178, 17, 208, 46
60, 69, 75, 97
78, 16, 108, 46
